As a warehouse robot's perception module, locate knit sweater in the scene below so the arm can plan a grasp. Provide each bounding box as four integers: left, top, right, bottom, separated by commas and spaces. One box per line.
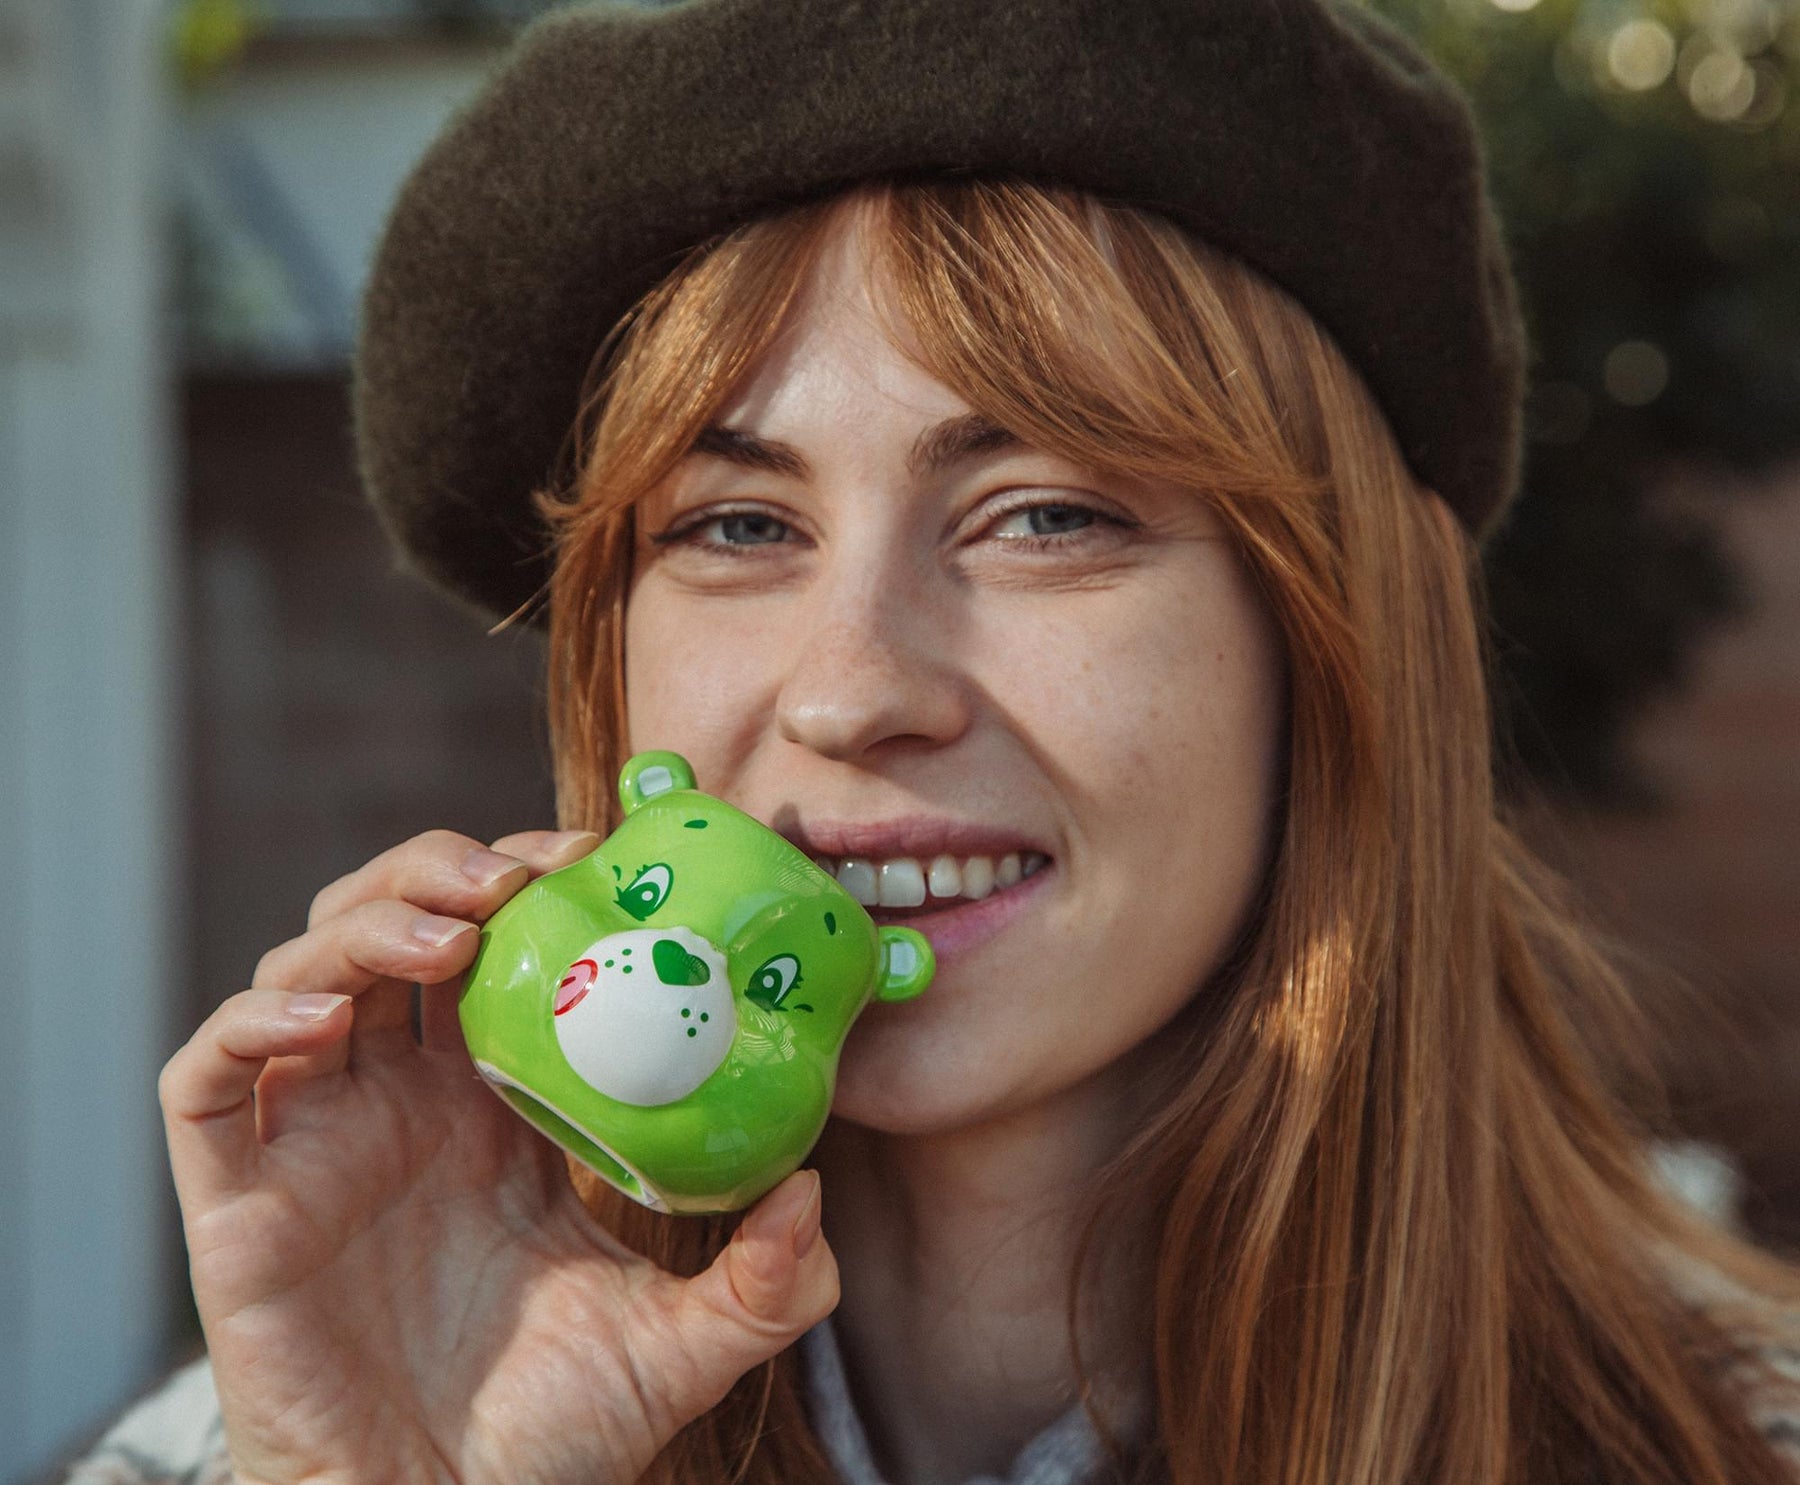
55, 1313, 1111, 1485
56, 1275, 1800, 1485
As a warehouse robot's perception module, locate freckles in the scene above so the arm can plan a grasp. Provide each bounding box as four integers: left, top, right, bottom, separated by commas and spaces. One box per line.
626, 614, 734, 737
646, 657, 762, 747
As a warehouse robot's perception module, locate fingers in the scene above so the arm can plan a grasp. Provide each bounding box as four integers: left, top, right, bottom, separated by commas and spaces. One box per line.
248, 901, 480, 1083
273, 827, 599, 1075
306, 829, 599, 933
160, 989, 351, 1210
280, 827, 597, 1018
207, 828, 599, 1109
663, 1171, 839, 1421
253, 898, 480, 1008
489, 829, 602, 874
721, 1171, 837, 1331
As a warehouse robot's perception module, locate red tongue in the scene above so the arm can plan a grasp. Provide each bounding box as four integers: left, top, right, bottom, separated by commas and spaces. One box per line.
555, 959, 597, 1014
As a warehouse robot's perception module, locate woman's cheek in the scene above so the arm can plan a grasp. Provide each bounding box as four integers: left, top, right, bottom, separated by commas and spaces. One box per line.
972, 597, 1220, 785
624, 588, 777, 756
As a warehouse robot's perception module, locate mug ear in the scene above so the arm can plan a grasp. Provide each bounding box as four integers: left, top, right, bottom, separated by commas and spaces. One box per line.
875, 927, 934, 1003
618, 751, 697, 816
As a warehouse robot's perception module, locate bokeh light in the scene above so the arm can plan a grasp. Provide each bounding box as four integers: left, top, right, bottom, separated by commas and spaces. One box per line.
1688, 47, 1757, 117
1604, 340, 1672, 405
1607, 20, 1679, 89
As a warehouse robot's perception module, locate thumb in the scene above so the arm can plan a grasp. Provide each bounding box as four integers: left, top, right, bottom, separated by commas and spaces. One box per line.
673, 1170, 839, 1389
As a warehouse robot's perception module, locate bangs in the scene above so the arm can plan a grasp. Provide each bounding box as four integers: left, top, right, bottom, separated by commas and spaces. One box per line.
537, 175, 1331, 539
869, 179, 1322, 508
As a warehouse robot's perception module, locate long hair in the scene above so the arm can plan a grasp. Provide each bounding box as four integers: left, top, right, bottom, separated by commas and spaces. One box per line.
527, 177, 1800, 1485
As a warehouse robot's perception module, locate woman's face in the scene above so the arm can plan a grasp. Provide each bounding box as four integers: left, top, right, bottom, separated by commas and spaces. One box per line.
625, 214, 1287, 1136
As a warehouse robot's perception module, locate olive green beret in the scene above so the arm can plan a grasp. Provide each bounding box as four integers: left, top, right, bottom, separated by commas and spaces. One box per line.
354, 0, 1530, 624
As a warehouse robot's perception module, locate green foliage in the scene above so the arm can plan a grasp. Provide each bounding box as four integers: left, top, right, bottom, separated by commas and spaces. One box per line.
169, 0, 267, 87
1369, 0, 1800, 805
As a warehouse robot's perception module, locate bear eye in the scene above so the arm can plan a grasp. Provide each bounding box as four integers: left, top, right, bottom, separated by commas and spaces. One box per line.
616, 862, 672, 921
746, 952, 802, 1010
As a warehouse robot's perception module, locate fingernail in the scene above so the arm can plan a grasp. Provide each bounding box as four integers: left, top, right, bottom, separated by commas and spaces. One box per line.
287, 992, 349, 1021
546, 830, 601, 856
461, 847, 525, 888
413, 914, 475, 948
790, 1171, 822, 1259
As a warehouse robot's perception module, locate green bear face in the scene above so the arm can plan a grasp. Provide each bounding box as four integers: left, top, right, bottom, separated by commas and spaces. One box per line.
459, 751, 933, 1214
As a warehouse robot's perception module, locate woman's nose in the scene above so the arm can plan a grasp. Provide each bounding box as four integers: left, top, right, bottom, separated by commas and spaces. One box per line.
773, 576, 971, 763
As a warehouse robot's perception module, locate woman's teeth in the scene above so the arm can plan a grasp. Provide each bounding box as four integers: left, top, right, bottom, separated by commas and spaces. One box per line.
812, 851, 1050, 907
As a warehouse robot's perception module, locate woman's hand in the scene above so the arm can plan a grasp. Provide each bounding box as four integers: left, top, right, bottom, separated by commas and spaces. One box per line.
159, 829, 839, 1485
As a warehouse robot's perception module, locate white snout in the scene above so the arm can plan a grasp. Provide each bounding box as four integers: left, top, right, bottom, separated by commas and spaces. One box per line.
552, 925, 735, 1106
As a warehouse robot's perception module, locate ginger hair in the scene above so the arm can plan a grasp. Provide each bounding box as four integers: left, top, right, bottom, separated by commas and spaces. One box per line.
526, 176, 1800, 1485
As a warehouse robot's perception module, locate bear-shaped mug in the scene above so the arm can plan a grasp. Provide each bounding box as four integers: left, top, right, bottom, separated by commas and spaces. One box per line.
458, 750, 935, 1214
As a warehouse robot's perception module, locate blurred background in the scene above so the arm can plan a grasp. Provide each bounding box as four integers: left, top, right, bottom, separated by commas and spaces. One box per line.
1, 0, 1797, 1477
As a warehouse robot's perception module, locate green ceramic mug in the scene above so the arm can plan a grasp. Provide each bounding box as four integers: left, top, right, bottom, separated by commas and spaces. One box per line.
458, 750, 934, 1214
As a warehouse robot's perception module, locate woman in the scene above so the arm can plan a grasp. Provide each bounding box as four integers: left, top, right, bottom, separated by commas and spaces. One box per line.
72, 2, 1800, 1483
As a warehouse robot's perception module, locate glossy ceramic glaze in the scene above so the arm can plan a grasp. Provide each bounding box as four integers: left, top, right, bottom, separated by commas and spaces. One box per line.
459, 751, 934, 1214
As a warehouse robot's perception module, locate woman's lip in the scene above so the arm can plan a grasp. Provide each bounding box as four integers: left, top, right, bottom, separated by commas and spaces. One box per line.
783, 819, 1050, 861
866, 861, 1054, 962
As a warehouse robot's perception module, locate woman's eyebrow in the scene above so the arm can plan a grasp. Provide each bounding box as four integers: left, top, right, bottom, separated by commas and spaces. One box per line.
687, 412, 1022, 481
909, 413, 1023, 478
688, 424, 808, 477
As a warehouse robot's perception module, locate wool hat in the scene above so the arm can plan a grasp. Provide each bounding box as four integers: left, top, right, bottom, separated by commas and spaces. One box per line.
353, 0, 1531, 625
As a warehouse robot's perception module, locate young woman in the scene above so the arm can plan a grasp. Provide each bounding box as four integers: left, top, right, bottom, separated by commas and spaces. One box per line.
73, 3, 1800, 1484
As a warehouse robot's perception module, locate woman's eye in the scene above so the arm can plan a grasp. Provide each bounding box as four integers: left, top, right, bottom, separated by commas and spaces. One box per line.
659, 509, 793, 550
979, 497, 1138, 549
712, 512, 789, 545
988, 503, 1099, 539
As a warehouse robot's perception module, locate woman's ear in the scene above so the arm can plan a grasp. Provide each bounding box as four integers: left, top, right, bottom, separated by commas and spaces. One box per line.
617, 751, 697, 815
875, 928, 934, 1002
